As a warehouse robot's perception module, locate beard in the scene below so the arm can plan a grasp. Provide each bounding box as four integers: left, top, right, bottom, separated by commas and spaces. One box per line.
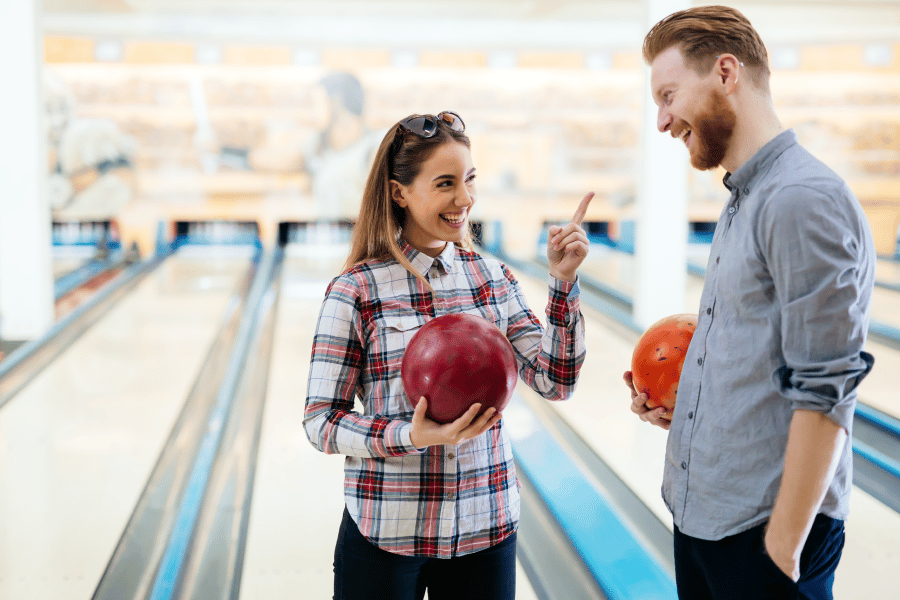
685, 88, 736, 171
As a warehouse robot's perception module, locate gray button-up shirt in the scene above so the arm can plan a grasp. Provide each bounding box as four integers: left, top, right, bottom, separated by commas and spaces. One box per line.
664, 129, 876, 540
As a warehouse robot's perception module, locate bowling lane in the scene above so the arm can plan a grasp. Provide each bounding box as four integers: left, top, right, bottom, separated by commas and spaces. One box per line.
582, 245, 900, 420
238, 251, 344, 600
856, 336, 900, 419
578, 245, 705, 314
0, 248, 252, 600
240, 249, 539, 600
511, 268, 900, 599
52, 255, 92, 280
870, 285, 900, 329
576, 245, 640, 297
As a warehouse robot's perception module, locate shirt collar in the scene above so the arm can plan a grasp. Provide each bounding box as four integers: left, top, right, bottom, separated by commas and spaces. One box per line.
723, 129, 798, 193
399, 239, 457, 275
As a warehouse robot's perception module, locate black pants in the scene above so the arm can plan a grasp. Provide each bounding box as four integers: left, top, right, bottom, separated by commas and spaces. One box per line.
333, 508, 517, 600
674, 514, 844, 599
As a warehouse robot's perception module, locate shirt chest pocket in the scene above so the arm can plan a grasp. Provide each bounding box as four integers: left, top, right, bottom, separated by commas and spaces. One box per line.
374, 316, 424, 411
381, 315, 424, 346
379, 316, 425, 374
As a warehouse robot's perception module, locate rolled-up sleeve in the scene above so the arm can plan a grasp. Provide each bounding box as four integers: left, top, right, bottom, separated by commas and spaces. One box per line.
763, 184, 875, 431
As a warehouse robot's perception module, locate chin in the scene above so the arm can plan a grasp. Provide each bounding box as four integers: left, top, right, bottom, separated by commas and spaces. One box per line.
691, 157, 721, 171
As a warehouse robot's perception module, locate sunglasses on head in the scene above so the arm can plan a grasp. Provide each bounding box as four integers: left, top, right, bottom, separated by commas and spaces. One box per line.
398, 111, 465, 138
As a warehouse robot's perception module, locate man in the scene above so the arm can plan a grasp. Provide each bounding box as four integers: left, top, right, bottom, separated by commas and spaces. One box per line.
625, 6, 876, 599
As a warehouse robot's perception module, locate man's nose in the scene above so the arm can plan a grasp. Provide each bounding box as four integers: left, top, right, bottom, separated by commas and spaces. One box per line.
657, 105, 673, 133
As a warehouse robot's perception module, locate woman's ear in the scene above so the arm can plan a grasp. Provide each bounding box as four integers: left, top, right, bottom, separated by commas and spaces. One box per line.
390, 180, 408, 208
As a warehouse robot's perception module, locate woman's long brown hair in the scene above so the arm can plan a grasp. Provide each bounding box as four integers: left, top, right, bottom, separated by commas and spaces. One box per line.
342, 115, 474, 291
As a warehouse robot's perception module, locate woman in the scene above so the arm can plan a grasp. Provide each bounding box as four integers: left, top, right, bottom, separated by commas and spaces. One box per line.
304, 111, 592, 599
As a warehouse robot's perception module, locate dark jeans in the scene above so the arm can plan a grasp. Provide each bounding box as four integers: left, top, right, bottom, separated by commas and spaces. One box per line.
674, 514, 845, 600
333, 508, 517, 600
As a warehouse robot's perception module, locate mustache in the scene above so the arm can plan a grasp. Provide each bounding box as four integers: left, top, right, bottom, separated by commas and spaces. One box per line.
671, 121, 690, 139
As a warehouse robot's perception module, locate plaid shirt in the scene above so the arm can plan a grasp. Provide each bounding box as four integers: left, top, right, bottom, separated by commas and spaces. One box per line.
304, 240, 585, 558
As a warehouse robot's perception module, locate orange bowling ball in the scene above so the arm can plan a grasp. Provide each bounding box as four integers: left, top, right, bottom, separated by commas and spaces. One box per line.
630, 313, 698, 411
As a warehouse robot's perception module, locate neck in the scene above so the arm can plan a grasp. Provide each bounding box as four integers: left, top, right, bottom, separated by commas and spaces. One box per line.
721, 93, 783, 173
402, 234, 447, 258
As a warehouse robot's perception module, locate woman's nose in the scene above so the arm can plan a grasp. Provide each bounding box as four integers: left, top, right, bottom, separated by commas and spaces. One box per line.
457, 186, 474, 206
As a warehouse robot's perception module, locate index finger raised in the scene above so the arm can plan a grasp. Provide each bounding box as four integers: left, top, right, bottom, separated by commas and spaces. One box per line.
571, 191, 595, 225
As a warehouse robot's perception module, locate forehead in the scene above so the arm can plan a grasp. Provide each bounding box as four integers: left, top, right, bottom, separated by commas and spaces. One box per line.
650, 46, 696, 93
419, 141, 473, 173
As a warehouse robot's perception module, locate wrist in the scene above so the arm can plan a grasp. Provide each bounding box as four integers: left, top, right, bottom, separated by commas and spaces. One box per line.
409, 429, 424, 450
764, 520, 802, 563
549, 268, 576, 283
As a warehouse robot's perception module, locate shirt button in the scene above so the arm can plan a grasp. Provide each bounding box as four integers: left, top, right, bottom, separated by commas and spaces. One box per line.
716, 257, 720, 264
728, 206, 736, 214
446, 493, 454, 500
688, 411, 694, 419
447, 452, 455, 459
706, 308, 711, 315
681, 462, 687, 470
697, 357, 703, 366
743, 188, 749, 195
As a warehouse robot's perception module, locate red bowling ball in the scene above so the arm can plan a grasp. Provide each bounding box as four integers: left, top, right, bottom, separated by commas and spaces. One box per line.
401, 313, 518, 424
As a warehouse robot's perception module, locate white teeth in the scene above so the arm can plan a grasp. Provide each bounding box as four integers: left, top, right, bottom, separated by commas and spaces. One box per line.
441, 213, 466, 223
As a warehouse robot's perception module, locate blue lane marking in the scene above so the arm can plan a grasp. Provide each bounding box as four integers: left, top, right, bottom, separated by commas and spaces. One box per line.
149, 415, 227, 599
855, 403, 900, 439
868, 321, 900, 345
54, 259, 112, 299
148, 248, 272, 600
508, 395, 677, 600
853, 439, 900, 481
874, 280, 900, 293
686, 262, 707, 278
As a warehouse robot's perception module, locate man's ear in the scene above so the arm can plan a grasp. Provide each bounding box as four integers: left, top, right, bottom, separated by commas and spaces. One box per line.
390, 180, 408, 208
715, 54, 741, 94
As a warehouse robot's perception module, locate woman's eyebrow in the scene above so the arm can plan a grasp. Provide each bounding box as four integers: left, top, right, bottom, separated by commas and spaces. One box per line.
432, 173, 456, 183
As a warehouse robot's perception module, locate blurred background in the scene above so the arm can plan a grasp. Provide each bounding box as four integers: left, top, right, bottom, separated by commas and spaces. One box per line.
34, 0, 900, 258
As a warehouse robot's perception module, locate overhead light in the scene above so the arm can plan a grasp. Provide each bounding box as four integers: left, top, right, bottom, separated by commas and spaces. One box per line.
195, 44, 221, 65
864, 44, 893, 67
585, 51, 611, 71
489, 50, 517, 69
392, 50, 419, 68
293, 48, 320, 67
771, 47, 799, 70
94, 40, 122, 62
